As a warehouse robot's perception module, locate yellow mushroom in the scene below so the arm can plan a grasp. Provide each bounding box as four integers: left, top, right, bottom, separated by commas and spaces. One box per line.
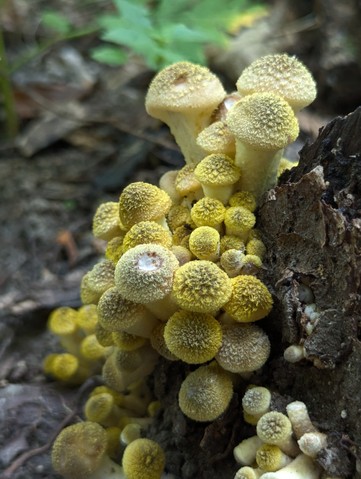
196, 120, 236, 157
220, 235, 245, 255
76, 304, 99, 335
190, 196, 226, 231
234, 435, 264, 466
188, 226, 220, 261
122, 221, 172, 252
256, 411, 300, 457
80, 260, 115, 305
111, 330, 147, 351
84, 392, 127, 427
47, 306, 83, 355
158, 169, 182, 204
194, 153, 241, 204
224, 275, 273, 322
92, 201, 124, 241
256, 444, 292, 472
229, 191, 257, 212
145, 61, 226, 165
224, 206, 256, 241
80, 334, 110, 361
172, 260, 232, 314
178, 362, 233, 421
216, 323, 270, 374
51, 421, 123, 479
236, 53, 317, 113
119, 181, 172, 230
242, 386, 271, 421
226, 92, 299, 201
102, 345, 158, 392
122, 438, 165, 479
150, 322, 179, 361
105, 236, 124, 264
114, 244, 179, 320
164, 310, 222, 364
97, 286, 159, 338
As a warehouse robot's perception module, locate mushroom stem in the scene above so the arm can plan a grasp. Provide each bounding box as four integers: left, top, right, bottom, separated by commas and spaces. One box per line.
233, 142, 283, 199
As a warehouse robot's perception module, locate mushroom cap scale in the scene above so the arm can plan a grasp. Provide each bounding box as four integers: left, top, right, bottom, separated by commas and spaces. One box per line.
236, 53, 316, 112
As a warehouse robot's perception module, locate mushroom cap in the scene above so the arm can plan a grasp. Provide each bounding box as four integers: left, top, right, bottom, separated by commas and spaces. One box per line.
122, 438, 165, 479
97, 287, 154, 334
52, 421, 108, 479
80, 334, 108, 360
105, 236, 124, 264
190, 197, 226, 228
48, 307, 78, 336
216, 323, 270, 373
224, 206, 256, 237
178, 363, 233, 421
256, 444, 289, 472
122, 221, 172, 252
227, 92, 299, 151
92, 201, 124, 241
114, 244, 179, 304
194, 153, 241, 186
150, 322, 179, 361
189, 226, 220, 260
229, 191, 257, 212
167, 204, 193, 232
196, 120, 235, 155
256, 411, 293, 445
175, 164, 202, 196
84, 392, 115, 423
224, 275, 273, 322
76, 304, 98, 334
172, 260, 232, 313
145, 61, 226, 118
119, 182, 172, 229
164, 310, 223, 364
80, 260, 115, 305
242, 386, 271, 416
111, 330, 146, 351
220, 235, 245, 254
236, 53, 317, 111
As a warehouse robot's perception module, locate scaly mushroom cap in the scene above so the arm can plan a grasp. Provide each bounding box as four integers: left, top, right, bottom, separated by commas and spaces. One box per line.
229, 191, 257, 212
242, 386, 271, 416
114, 244, 179, 304
227, 93, 299, 152
97, 286, 158, 337
175, 164, 202, 196
122, 438, 165, 479
80, 260, 115, 305
190, 197, 226, 229
236, 54, 317, 112
164, 310, 223, 364
92, 201, 124, 241
196, 120, 235, 155
189, 226, 220, 261
172, 260, 232, 313
111, 330, 146, 351
224, 206, 256, 239
256, 444, 292, 472
122, 221, 172, 252
119, 182, 172, 229
178, 362, 233, 421
145, 61, 226, 118
194, 153, 241, 187
224, 275, 273, 322
52, 421, 108, 479
216, 323, 270, 373
256, 411, 293, 445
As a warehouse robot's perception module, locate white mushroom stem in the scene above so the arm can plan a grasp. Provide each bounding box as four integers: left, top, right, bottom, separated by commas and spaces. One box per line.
283, 345, 306, 363
233, 143, 283, 199
286, 401, 319, 439
298, 432, 328, 458
234, 466, 264, 479
233, 435, 264, 466
260, 453, 322, 479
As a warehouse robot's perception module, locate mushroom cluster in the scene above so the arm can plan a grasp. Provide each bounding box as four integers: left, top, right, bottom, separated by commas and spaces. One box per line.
46, 54, 319, 479
234, 388, 329, 479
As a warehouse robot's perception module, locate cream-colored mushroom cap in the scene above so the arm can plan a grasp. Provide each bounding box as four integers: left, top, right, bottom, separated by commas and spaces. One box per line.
119, 182, 172, 229
114, 244, 179, 304
216, 323, 270, 373
236, 54, 317, 112
145, 61, 225, 118
227, 93, 299, 152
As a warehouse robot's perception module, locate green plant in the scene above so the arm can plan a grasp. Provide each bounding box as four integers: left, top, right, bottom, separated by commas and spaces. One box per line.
91, 0, 260, 69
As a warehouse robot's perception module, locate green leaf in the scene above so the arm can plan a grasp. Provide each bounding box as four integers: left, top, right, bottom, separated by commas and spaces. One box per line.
41, 11, 72, 34
90, 46, 127, 66
113, 0, 151, 28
